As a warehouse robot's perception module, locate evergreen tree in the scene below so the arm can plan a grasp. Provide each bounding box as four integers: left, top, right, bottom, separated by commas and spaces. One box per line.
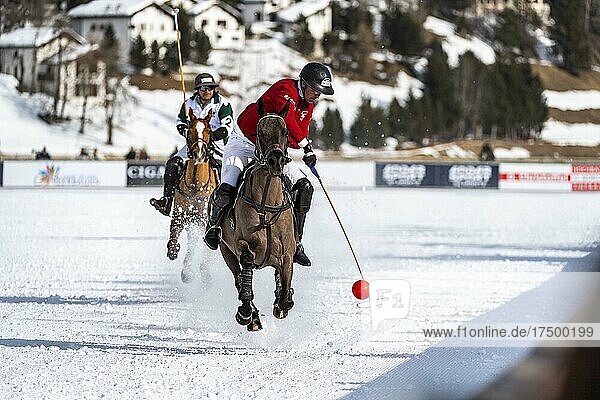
351, 21, 377, 78
550, 0, 592, 71
101, 24, 118, 51
192, 30, 212, 64
422, 40, 460, 137
162, 41, 179, 74
455, 51, 485, 138
100, 24, 120, 76
386, 97, 407, 138
129, 35, 147, 71
591, 0, 600, 35
321, 31, 342, 60
383, 8, 424, 56
331, 1, 372, 36
316, 108, 345, 150
481, 63, 510, 139
290, 17, 315, 56
178, 7, 192, 62
428, 0, 474, 17
350, 98, 387, 148
149, 40, 161, 72
406, 93, 428, 143
495, 8, 537, 57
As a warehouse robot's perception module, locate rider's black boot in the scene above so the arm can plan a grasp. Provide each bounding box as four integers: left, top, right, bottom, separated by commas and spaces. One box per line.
204, 183, 237, 250
293, 212, 311, 267
292, 178, 314, 267
150, 156, 184, 216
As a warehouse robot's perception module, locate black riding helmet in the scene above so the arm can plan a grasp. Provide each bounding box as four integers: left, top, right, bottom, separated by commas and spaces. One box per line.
299, 62, 334, 95
194, 73, 219, 90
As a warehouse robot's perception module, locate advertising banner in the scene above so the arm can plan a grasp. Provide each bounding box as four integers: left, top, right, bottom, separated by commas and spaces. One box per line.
126, 161, 165, 186
440, 164, 498, 188
499, 163, 572, 191
2, 161, 127, 187
376, 162, 498, 188
571, 164, 600, 191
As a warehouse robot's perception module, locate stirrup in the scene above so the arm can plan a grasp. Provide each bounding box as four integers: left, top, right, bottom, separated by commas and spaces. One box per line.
204, 226, 222, 250
150, 197, 171, 217
293, 243, 311, 267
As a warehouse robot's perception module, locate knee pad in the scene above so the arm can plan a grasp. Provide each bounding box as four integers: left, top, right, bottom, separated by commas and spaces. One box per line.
292, 178, 313, 214
166, 156, 184, 173
212, 183, 237, 208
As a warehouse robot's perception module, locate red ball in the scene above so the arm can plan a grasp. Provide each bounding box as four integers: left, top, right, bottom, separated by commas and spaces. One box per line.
352, 280, 369, 300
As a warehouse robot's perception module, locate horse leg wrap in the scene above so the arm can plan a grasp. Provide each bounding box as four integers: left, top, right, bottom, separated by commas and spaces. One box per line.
273, 270, 282, 304
163, 156, 184, 198
239, 266, 254, 302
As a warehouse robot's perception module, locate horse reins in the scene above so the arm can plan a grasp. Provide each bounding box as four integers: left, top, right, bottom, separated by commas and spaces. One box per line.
177, 122, 217, 204
240, 158, 292, 269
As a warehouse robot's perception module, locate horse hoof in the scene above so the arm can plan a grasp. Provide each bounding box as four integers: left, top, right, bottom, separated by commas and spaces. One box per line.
247, 319, 262, 332
181, 268, 194, 283
235, 305, 252, 326
273, 305, 288, 319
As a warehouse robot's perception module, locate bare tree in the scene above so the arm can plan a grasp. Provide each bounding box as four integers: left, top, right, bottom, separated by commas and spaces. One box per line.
79, 66, 90, 134
104, 77, 136, 145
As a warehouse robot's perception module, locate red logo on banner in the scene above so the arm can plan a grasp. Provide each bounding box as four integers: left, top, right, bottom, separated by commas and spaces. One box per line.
572, 164, 600, 173
572, 183, 600, 191
571, 164, 600, 191
499, 173, 570, 182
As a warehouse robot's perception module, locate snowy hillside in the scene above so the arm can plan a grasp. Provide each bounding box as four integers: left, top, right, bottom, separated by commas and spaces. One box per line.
423, 17, 600, 147
0, 37, 425, 158
2, 23, 600, 157
0, 74, 187, 158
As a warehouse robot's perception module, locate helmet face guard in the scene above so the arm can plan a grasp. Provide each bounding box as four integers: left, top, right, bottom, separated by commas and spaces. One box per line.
299, 62, 334, 95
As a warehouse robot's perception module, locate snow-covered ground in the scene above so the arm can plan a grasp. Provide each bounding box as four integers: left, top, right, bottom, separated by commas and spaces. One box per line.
423, 16, 496, 67
541, 120, 600, 146
1, 187, 598, 399
543, 90, 600, 111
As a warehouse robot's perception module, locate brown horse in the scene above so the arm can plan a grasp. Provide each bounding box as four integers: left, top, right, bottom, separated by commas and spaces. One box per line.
219, 100, 296, 332
167, 109, 219, 282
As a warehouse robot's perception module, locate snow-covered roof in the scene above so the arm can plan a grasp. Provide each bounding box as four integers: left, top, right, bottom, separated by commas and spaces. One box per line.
68, 0, 171, 18
42, 44, 99, 65
0, 27, 86, 49
190, 0, 242, 22
277, 0, 330, 23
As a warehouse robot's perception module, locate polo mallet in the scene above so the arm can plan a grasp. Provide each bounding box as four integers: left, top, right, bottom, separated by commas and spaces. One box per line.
172, 8, 187, 104
309, 167, 369, 299
172, 8, 191, 147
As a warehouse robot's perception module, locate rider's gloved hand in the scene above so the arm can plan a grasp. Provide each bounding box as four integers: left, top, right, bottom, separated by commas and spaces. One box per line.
211, 127, 228, 141
186, 146, 194, 159
176, 123, 188, 138
302, 144, 317, 168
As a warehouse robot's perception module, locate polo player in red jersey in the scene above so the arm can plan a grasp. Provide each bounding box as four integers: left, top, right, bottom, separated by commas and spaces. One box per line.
203, 62, 335, 267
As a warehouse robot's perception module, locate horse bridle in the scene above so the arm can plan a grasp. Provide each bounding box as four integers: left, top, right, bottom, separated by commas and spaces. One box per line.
177, 122, 218, 202
240, 114, 292, 268
255, 114, 290, 161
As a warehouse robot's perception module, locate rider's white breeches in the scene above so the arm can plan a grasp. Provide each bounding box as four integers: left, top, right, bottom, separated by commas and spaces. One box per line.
221, 131, 305, 187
